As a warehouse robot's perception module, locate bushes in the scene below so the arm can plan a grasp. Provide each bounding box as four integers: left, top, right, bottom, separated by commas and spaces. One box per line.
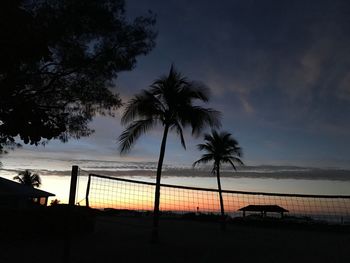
0, 205, 96, 237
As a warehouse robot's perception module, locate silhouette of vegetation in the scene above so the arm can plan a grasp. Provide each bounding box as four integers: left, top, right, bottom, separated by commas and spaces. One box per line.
119, 65, 221, 240
0, 0, 157, 152
193, 130, 243, 229
13, 170, 41, 188
50, 199, 61, 206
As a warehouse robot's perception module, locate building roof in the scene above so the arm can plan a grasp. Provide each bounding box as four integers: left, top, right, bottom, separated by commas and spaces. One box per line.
238, 205, 289, 213
0, 176, 55, 198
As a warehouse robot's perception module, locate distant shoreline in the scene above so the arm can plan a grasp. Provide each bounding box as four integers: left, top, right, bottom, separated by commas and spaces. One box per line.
1, 167, 350, 181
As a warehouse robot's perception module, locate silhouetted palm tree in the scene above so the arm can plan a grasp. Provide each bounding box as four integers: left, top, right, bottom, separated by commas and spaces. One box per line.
193, 130, 243, 228
119, 65, 221, 240
14, 170, 41, 188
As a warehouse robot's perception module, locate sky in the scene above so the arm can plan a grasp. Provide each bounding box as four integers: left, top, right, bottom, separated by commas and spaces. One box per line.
4, 0, 350, 169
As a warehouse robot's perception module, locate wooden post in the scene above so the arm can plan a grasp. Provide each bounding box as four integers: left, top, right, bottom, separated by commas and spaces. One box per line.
69, 165, 79, 206
63, 165, 78, 263
85, 174, 91, 207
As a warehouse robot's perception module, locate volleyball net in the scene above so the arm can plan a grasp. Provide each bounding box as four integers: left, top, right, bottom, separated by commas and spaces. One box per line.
85, 173, 350, 224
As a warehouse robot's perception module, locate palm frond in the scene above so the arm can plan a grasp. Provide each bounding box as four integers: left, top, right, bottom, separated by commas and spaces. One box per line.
192, 153, 214, 167
118, 119, 156, 154
150, 65, 188, 97
31, 174, 41, 187
13, 175, 24, 184
229, 146, 243, 158
121, 91, 164, 125
180, 106, 221, 136
232, 157, 244, 165
171, 121, 186, 149
222, 157, 244, 171
197, 142, 214, 153
222, 158, 236, 171
182, 81, 210, 102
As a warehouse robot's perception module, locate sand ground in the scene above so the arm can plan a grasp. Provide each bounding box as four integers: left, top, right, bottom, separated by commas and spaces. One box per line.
1, 215, 350, 263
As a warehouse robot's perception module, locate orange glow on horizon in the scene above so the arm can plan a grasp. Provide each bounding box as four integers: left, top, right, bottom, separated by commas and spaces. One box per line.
87, 180, 350, 220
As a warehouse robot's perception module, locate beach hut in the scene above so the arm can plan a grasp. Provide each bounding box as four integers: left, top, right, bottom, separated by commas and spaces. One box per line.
0, 176, 54, 209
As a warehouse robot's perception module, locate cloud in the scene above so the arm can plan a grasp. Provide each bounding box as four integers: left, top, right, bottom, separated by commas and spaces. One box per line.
238, 95, 254, 114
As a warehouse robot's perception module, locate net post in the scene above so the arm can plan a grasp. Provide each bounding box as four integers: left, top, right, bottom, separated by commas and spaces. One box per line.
86, 174, 91, 207
64, 165, 78, 262
69, 165, 79, 206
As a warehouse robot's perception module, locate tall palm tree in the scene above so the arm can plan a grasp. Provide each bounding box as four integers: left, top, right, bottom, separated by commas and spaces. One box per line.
193, 130, 243, 228
119, 65, 221, 240
13, 169, 41, 188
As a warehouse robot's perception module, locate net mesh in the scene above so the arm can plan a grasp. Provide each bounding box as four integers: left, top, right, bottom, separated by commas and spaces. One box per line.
87, 174, 350, 224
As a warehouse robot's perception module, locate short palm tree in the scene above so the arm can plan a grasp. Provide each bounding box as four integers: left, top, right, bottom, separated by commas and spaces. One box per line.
119, 65, 221, 240
193, 130, 243, 227
13, 170, 41, 188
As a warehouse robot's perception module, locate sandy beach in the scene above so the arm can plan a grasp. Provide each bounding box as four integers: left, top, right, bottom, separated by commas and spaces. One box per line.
1, 214, 349, 263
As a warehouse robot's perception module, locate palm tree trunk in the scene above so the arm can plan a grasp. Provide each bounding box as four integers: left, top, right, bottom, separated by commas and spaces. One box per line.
216, 163, 226, 231
152, 124, 169, 242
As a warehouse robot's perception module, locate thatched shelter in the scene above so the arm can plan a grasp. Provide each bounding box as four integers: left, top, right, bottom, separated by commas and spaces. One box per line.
239, 204, 288, 218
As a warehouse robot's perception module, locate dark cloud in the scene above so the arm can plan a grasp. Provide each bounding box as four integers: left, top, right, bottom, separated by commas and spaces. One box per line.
4, 0, 350, 168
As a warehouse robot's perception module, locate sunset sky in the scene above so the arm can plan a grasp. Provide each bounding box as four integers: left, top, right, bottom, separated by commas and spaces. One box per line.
5, 0, 350, 169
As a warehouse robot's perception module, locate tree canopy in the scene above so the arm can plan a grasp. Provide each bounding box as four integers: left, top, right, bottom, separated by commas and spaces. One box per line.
119, 66, 221, 153
193, 130, 243, 172
0, 0, 157, 152
14, 170, 41, 188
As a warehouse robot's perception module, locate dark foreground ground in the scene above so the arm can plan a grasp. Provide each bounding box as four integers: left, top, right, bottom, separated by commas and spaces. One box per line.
1, 211, 350, 263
